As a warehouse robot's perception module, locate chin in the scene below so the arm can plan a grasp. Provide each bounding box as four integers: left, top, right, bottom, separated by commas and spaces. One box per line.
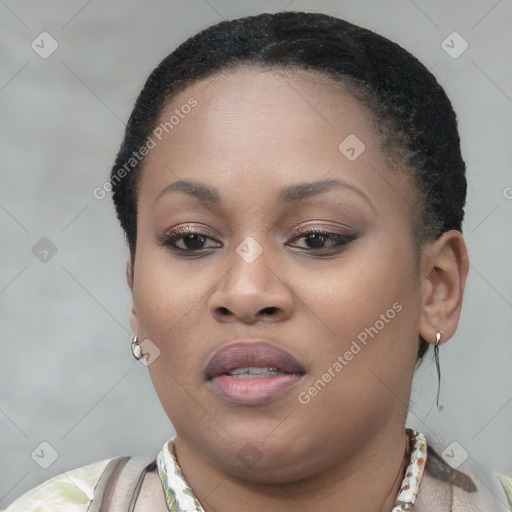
202, 430, 326, 483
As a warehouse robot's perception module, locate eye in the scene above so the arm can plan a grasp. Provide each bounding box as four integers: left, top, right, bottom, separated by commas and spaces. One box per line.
159, 225, 222, 254
286, 227, 355, 252
159, 225, 355, 256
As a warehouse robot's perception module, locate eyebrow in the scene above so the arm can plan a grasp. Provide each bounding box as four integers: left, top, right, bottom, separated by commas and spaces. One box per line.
157, 178, 375, 211
157, 180, 222, 204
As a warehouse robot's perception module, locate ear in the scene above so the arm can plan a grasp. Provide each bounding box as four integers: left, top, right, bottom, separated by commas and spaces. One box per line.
126, 259, 139, 335
418, 230, 469, 346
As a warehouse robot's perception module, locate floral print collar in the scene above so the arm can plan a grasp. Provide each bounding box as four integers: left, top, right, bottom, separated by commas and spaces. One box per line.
156, 428, 427, 512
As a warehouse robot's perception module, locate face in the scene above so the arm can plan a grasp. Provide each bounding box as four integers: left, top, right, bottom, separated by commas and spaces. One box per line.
129, 67, 425, 483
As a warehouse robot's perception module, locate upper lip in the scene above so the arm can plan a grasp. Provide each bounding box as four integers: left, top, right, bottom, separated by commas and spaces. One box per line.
204, 341, 306, 380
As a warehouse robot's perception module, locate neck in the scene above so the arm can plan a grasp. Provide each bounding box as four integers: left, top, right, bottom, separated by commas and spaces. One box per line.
172, 425, 410, 512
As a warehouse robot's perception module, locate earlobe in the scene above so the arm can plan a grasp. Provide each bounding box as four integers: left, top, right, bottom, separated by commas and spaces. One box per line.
418, 230, 469, 345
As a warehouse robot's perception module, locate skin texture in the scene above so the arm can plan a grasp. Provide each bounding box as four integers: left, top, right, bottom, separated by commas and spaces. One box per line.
127, 67, 469, 512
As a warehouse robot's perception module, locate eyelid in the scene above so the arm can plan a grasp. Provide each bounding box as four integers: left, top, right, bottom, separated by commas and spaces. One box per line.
165, 224, 217, 238
288, 222, 355, 238
164, 223, 353, 239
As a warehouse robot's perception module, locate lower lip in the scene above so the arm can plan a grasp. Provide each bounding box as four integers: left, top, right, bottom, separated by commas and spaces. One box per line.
208, 374, 303, 405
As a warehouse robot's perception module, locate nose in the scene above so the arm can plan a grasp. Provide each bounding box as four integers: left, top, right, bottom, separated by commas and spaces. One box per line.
208, 241, 294, 324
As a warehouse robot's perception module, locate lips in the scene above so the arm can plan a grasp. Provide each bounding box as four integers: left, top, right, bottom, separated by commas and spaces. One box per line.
204, 341, 306, 405
204, 341, 306, 380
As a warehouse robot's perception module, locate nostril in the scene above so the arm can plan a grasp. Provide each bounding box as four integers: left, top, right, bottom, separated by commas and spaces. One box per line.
261, 307, 279, 315
218, 307, 231, 315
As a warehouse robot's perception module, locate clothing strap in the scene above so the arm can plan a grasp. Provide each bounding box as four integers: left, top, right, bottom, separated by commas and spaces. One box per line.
87, 455, 157, 512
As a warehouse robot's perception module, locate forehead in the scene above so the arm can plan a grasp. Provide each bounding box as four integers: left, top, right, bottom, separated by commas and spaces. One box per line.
138, 66, 413, 221
160, 66, 375, 157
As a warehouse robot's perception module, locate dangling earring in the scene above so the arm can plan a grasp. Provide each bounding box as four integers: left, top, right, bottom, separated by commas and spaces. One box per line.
131, 336, 143, 360
434, 331, 444, 412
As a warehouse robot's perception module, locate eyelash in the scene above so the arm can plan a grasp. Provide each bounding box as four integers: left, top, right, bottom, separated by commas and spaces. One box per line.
159, 226, 221, 255
289, 226, 355, 251
159, 225, 355, 256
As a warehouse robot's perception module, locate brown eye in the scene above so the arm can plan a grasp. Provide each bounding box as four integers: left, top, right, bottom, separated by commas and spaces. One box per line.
288, 228, 354, 251
160, 226, 222, 254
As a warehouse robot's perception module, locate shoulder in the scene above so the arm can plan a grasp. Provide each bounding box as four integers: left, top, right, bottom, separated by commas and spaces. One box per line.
417, 444, 512, 511
498, 474, 512, 511
2, 458, 116, 512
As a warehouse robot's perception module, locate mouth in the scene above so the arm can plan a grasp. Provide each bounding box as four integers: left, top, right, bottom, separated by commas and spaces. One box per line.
224, 367, 285, 378
204, 341, 306, 405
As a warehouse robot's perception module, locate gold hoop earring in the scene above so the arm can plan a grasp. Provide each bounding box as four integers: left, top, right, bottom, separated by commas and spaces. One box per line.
131, 336, 143, 360
434, 331, 444, 412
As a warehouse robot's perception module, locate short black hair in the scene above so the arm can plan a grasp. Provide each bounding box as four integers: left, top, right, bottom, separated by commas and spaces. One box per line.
110, 11, 467, 364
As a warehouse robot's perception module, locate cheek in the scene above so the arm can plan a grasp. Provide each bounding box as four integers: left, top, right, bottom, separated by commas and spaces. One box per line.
295, 235, 421, 403
133, 242, 203, 333
131, 249, 212, 390
131, 250, 209, 421
299, 235, 418, 335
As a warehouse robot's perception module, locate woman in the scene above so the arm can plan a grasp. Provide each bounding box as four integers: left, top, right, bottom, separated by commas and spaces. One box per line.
4, 11, 511, 512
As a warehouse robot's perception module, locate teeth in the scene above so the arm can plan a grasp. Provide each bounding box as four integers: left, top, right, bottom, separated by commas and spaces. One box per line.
227, 367, 283, 378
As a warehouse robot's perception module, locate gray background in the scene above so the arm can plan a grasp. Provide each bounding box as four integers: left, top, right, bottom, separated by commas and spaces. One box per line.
1, 0, 511, 508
